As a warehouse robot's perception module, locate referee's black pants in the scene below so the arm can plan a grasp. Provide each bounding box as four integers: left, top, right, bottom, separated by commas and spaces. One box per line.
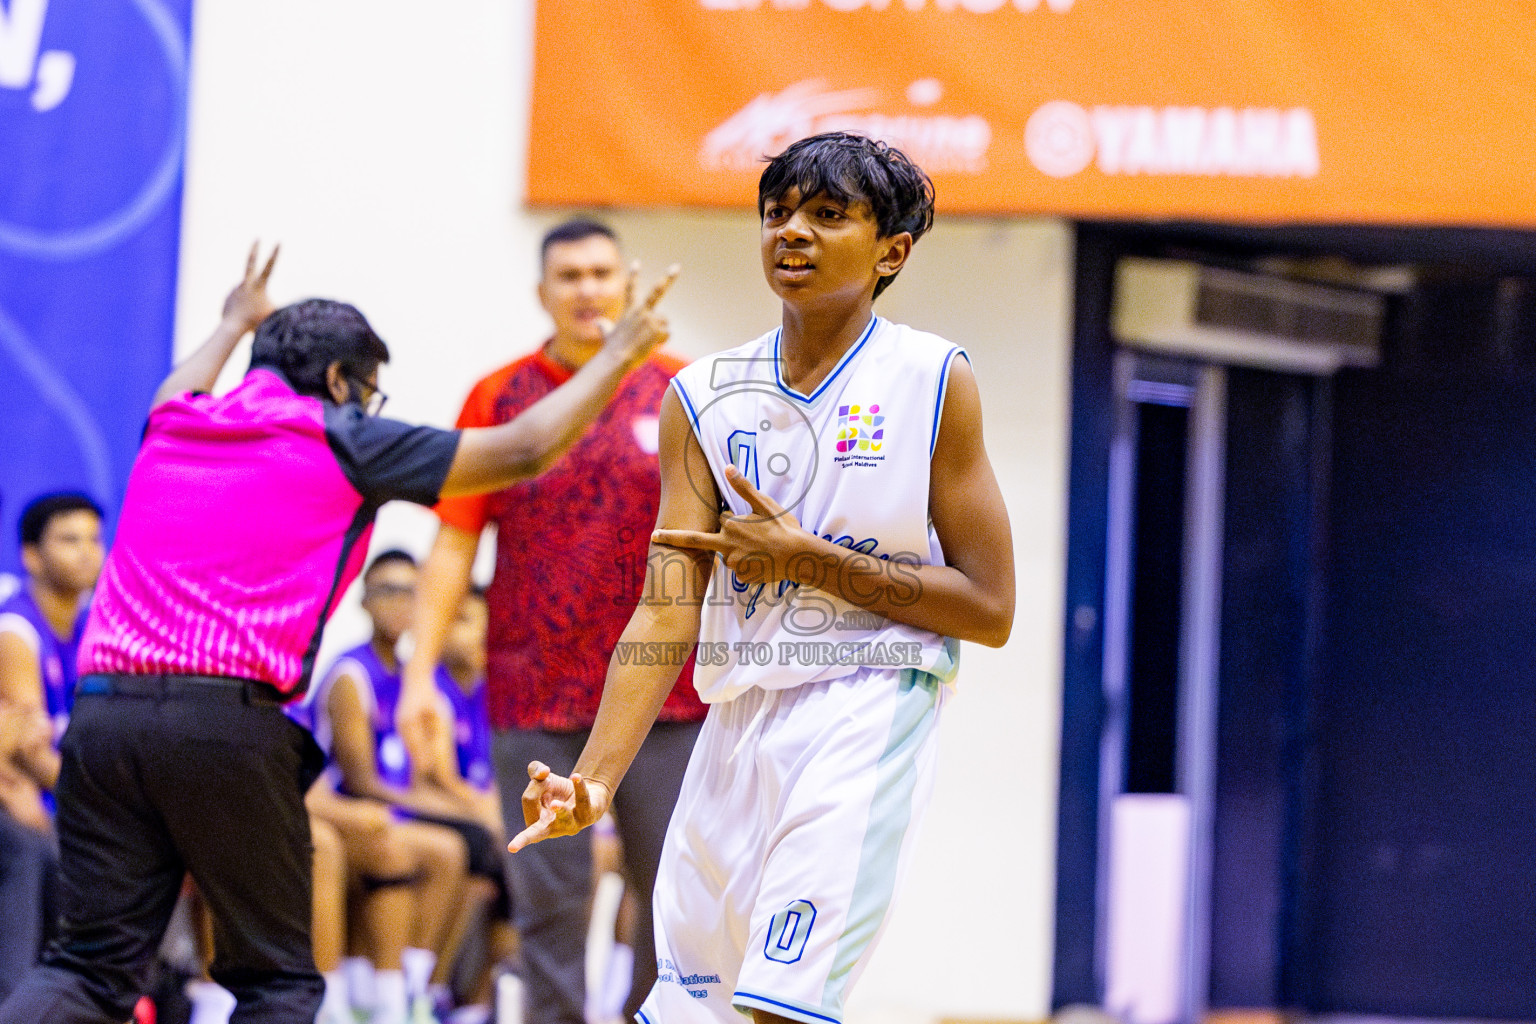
0, 675, 326, 1024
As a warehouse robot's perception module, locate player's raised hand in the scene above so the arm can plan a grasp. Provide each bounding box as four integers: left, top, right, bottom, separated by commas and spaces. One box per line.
221, 241, 279, 333
598, 264, 680, 370
508, 761, 610, 852
651, 465, 808, 586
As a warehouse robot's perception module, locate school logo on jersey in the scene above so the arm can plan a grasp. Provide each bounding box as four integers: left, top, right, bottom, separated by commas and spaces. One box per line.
835, 402, 887, 468
836, 403, 884, 453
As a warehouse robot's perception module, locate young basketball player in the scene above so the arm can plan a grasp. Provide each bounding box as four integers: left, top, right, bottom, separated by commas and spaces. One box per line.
510, 132, 1016, 1024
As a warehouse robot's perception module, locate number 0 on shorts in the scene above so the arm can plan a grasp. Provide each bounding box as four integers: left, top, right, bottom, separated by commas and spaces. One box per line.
764, 900, 817, 964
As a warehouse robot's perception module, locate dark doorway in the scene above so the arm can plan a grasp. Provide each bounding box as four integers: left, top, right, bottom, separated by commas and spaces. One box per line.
1056, 223, 1536, 1021
1293, 342, 1536, 1017
1126, 401, 1189, 797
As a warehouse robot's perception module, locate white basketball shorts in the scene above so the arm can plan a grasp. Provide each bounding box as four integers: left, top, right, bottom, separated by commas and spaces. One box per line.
636, 664, 946, 1024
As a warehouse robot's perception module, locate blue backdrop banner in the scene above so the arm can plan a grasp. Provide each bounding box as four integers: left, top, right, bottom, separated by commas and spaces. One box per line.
0, 0, 192, 573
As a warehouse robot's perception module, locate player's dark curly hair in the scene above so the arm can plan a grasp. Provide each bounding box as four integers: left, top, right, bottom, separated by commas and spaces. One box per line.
363, 548, 416, 582
249, 299, 391, 403
20, 491, 103, 547
758, 132, 935, 299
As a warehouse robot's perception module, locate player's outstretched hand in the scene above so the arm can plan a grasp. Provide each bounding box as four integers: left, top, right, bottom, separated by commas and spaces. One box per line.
598, 264, 680, 371
221, 241, 279, 334
652, 465, 808, 586
508, 761, 610, 852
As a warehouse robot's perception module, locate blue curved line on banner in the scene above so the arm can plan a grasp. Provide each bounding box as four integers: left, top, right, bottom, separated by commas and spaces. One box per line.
0, 0, 187, 261
0, 301, 114, 505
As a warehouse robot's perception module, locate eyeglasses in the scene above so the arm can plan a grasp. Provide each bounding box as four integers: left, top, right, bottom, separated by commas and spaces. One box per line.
364, 582, 415, 600
349, 376, 389, 416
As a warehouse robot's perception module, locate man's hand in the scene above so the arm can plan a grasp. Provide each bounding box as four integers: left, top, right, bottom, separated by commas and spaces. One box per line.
151, 241, 280, 408
15, 706, 52, 759
351, 799, 394, 835
508, 761, 610, 852
394, 667, 445, 771
221, 241, 279, 334
0, 699, 26, 756
651, 465, 811, 586
597, 264, 680, 371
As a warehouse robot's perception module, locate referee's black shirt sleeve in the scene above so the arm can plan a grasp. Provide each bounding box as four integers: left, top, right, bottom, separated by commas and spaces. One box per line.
323, 404, 462, 507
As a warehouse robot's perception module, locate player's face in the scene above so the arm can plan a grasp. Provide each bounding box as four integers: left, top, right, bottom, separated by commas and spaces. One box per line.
361, 561, 417, 642
538, 235, 629, 346
24, 510, 103, 595
760, 188, 903, 306
443, 595, 488, 686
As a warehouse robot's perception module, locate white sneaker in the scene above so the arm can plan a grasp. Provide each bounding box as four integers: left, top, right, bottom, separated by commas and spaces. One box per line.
409, 994, 442, 1024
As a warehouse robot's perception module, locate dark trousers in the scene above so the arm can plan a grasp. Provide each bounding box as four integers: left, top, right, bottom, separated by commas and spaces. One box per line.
0, 677, 326, 1024
0, 809, 58, 1003
494, 720, 702, 1024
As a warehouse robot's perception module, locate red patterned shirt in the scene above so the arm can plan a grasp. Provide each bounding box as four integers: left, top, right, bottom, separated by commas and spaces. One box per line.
435, 345, 705, 731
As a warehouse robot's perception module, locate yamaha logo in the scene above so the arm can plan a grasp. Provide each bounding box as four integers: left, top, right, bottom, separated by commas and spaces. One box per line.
1026, 101, 1320, 179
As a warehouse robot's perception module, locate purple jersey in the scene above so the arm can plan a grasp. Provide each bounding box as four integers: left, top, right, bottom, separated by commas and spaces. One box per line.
435, 667, 494, 792
0, 585, 85, 743
317, 641, 412, 790
78, 370, 459, 697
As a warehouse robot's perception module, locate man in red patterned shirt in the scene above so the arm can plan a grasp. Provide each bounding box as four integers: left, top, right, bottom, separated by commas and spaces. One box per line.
404, 220, 706, 1024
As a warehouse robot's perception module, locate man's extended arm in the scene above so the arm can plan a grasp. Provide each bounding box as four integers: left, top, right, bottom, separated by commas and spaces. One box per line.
394, 268, 680, 754
436, 268, 678, 497
508, 387, 717, 850
151, 243, 278, 409
653, 357, 1015, 648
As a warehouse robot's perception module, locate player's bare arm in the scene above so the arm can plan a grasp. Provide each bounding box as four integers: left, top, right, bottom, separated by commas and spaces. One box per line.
0, 633, 60, 788
151, 242, 278, 408
327, 671, 463, 819
655, 356, 1014, 647
0, 703, 51, 832
0, 632, 44, 712
509, 387, 717, 852
438, 266, 679, 497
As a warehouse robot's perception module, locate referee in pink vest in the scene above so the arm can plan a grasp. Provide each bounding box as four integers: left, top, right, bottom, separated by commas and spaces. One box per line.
0, 246, 677, 1024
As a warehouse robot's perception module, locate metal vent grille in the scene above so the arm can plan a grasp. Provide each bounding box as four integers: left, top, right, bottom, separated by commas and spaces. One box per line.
1194, 268, 1382, 350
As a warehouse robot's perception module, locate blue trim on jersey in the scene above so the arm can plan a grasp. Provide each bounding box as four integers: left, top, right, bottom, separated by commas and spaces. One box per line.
733, 990, 842, 1024
672, 377, 701, 430
773, 317, 879, 404
930, 347, 969, 458
635, 1009, 656, 1024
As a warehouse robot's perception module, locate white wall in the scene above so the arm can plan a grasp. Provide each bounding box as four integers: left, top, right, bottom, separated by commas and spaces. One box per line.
176, 3, 1072, 1019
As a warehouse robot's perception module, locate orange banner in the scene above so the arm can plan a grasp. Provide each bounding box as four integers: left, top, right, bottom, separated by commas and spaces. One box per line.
528, 1, 1536, 226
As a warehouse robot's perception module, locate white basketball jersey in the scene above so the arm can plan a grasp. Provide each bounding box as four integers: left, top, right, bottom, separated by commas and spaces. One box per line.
670, 316, 966, 702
